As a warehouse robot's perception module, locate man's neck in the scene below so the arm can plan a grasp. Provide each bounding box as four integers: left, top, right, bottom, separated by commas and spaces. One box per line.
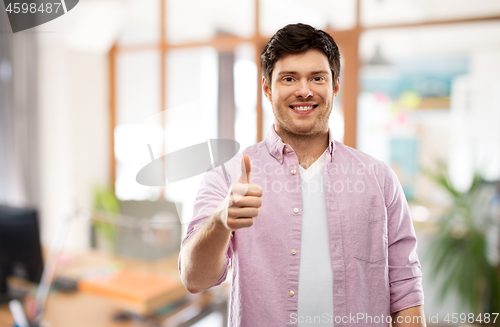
275, 126, 329, 170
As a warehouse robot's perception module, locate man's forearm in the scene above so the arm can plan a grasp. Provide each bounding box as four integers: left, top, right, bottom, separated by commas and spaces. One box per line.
391, 305, 426, 327
180, 213, 232, 293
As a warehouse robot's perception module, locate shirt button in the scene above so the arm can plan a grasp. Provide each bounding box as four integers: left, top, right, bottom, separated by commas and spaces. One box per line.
285, 147, 290, 152
293, 208, 299, 214
291, 169, 296, 175
278, 155, 282, 160
291, 249, 297, 255
330, 203, 335, 210
337, 285, 341, 293
334, 243, 338, 251
289, 290, 295, 297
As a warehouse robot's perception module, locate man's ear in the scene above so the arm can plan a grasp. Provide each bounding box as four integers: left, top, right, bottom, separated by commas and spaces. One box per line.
333, 77, 340, 98
262, 77, 272, 102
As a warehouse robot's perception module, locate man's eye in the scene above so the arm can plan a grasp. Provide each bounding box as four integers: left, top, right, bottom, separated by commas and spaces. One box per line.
283, 77, 294, 82
313, 77, 325, 82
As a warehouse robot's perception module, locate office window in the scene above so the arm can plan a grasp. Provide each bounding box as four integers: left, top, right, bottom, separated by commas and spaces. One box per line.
358, 22, 500, 204
234, 43, 258, 150
162, 47, 218, 223
115, 51, 161, 200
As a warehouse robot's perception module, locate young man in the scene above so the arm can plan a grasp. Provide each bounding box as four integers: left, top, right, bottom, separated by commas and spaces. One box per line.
179, 23, 425, 326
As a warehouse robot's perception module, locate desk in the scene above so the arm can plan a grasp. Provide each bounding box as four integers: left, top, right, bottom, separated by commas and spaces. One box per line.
0, 251, 229, 327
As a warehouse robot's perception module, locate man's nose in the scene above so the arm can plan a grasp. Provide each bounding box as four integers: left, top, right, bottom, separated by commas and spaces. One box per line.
294, 80, 313, 98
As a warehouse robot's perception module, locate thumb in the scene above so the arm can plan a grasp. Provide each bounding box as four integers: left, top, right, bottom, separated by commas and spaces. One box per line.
238, 154, 251, 184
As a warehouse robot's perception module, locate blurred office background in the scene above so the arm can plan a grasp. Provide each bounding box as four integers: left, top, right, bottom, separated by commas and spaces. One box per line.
2, 0, 500, 325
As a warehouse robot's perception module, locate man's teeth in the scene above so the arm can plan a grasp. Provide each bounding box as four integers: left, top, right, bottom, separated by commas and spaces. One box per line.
292, 106, 314, 111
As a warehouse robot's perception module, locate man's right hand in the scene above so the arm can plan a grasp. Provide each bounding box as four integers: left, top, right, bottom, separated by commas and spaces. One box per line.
180, 154, 262, 293
218, 154, 263, 231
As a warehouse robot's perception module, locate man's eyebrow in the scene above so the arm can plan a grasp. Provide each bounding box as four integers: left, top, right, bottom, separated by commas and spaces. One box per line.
311, 70, 330, 75
276, 70, 330, 76
276, 71, 297, 76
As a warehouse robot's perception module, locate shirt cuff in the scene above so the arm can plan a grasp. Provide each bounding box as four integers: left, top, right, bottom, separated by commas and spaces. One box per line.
390, 276, 424, 313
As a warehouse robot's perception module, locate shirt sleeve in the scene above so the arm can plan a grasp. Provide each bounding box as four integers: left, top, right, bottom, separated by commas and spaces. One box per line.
384, 166, 424, 313
178, 166, 234, 288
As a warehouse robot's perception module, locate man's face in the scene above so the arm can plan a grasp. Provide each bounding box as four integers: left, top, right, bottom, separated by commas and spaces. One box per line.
263, 49, 340, 137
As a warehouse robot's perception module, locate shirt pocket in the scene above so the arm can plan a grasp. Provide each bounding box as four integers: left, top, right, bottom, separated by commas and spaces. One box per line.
350, 206, 388, 263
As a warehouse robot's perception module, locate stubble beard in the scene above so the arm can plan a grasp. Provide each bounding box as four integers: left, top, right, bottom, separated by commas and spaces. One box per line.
273, 103, 331, 143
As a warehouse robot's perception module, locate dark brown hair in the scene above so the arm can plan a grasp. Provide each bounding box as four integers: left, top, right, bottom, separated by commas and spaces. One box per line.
261, 23, 341, 87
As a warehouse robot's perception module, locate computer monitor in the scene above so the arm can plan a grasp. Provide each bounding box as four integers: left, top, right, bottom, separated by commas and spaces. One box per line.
0, 206, 44, 303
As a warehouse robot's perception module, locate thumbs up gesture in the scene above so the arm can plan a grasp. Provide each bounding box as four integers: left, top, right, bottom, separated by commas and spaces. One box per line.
217, 155, 263, 231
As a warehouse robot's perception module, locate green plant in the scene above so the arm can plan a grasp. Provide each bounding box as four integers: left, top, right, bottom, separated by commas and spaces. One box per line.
425, 162, 500, 318
92, 184, 120, 252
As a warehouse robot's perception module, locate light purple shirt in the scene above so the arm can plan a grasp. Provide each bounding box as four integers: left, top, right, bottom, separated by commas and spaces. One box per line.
179, 126, 424, 327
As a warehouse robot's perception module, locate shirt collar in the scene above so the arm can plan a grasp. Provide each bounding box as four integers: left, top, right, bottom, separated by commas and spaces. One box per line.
264, 124, 336, 164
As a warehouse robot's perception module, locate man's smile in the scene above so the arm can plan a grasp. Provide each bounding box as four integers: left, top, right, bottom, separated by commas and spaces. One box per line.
289, 103, 318, 113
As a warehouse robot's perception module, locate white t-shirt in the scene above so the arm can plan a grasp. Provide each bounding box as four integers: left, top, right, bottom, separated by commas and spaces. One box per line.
297, 150, 334, 326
